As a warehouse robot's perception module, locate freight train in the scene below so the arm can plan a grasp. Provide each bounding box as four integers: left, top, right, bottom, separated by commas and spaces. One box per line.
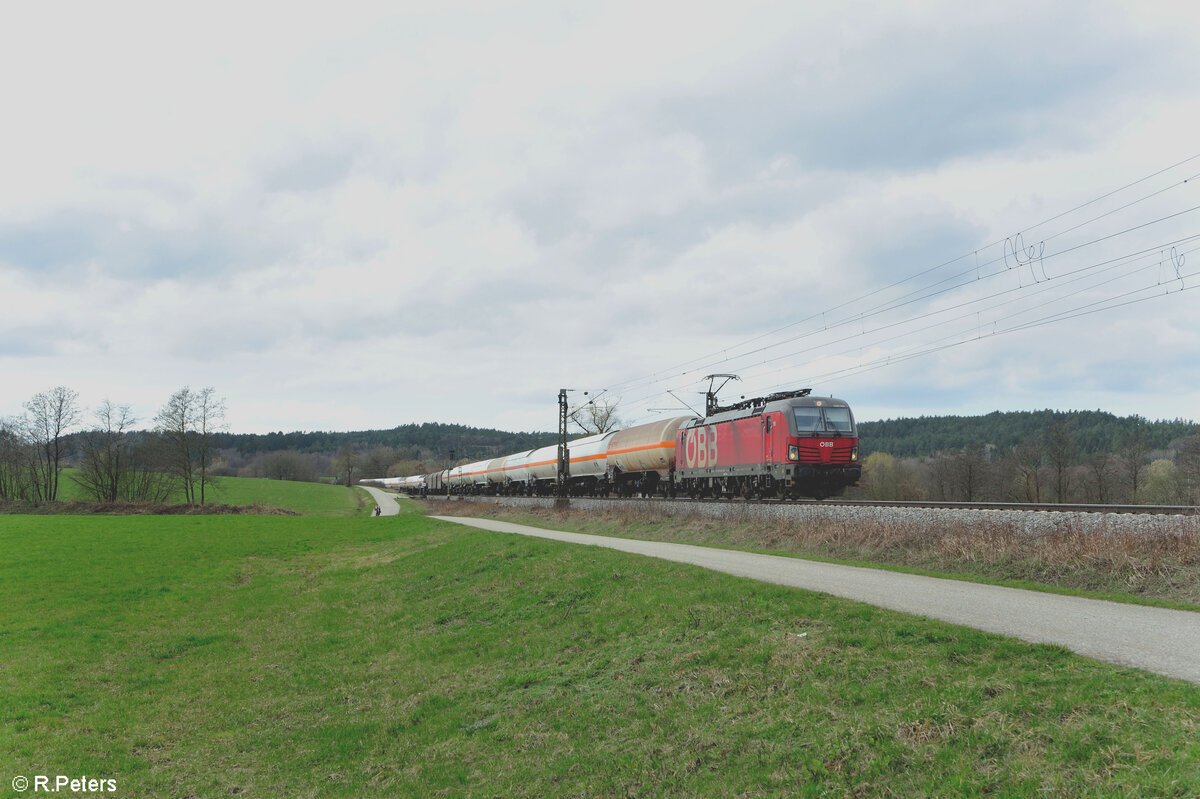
373, 388, 861, 500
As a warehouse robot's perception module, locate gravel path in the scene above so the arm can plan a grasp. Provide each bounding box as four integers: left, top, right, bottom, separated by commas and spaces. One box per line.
433, 515, 1200, 685
359, 485, 400, 516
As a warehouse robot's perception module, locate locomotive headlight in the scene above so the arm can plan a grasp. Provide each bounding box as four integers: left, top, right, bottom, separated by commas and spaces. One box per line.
788, 445, 799, 461
850, 446, 859, 462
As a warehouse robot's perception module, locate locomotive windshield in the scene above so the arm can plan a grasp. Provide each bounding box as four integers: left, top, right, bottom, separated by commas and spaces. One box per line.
823, 406, 854, 433
794, 407, 824, 432
793, 405, 855, 435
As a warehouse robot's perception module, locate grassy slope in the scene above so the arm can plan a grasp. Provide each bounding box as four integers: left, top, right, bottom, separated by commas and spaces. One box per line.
54, 470, 371, 516
208, 476, 372, 516
2, 503, 1198, 797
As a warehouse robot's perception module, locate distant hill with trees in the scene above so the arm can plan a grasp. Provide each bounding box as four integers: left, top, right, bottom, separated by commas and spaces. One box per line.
858, 410, 1196, 460
211, 423, 559, 484
854, 410, 1199, 506
214, 422, 556, 461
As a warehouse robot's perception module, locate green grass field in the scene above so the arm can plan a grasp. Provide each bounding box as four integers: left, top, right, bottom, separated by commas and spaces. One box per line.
51, 470, 373, 516
206, 476, 373, 516
2, 501, 1198, 796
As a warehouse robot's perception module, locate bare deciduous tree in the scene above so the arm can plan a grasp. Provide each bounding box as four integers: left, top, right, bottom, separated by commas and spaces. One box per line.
155, 386, 226, 505
0, 419, 34, 501
157, 387, 197, 504
124, 435, 180, 504
570, 396, 624, 434
195, 387, 227, 505
1119, 424, 1151, 504
22, 386, 81, 501
1010, 439, 1044, 502
952, 445, 989, 501
1177, 435, 1200, 505
74, 399, 136, 503
335, 442, 360, 486
928, 452, 956, 500
1045, 419, 1075, 503
1085, 452, 1117, 504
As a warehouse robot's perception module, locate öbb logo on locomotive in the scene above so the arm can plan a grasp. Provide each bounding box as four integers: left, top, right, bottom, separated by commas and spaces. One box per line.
682, 425, 718, 469
379, 388, 862, 500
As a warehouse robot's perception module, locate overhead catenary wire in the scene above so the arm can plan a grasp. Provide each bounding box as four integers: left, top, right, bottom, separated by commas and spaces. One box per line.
619, 200, 1200, 401
603, 153, 1199, 426
616, 230, 1199, 421
774, 268, 1199, 391
608, 154, 1200, 402
733, 246, 1200, 402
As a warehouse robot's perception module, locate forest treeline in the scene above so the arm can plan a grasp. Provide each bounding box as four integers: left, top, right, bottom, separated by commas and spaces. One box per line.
854, 411, 1200, 505
858, 409, 1196, 459
211, 422, 556, 460
227, 410, 1197, 467
214, 423, 558, 486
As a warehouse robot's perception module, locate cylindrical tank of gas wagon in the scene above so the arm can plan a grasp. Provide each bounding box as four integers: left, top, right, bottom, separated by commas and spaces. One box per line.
525, 431, 614, 482
565, 431, 616, 478
501, 449, 536, 485
485, 456, 509, 489
607, 416, 696, 475
460, 459, 491, 491
525, 444, 560, 482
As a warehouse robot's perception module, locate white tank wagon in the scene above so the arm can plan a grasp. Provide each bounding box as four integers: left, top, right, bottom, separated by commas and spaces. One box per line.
523, 443, 561, 487
497, 449, 537, 492
517, 431, 615, 496
392, 415, 704, 498
605, 415, 697, 496
447, 459, 492, 493
485, 456, 511, 492
564, 430, 617, 492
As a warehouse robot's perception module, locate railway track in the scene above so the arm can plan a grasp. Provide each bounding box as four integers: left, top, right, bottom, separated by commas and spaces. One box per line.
416, 493, 1198, 516
785, 499, 1199, 515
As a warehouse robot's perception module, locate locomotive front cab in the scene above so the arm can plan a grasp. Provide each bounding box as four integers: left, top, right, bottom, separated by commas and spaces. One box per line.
788, 399, 857, 454
783, 397, 861, 495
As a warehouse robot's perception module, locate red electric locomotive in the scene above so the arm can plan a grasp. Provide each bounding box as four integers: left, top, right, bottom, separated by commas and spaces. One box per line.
674, 388, 861, 499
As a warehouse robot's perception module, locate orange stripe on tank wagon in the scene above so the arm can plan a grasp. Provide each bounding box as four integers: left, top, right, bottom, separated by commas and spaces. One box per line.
499, 442, 676, 473
608, 442, 676, 456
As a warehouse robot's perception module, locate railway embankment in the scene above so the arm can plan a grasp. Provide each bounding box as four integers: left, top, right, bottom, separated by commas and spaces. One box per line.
417, 494, 1200, 607
434, 513, 1200, 685
423, 494, 1197, 538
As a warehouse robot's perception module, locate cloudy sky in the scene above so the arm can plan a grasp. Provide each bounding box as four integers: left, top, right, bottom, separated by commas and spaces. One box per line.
2, 0, 1199, 435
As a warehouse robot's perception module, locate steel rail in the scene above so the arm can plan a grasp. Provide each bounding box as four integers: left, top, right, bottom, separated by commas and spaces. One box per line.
788, 499, 1199, 515
409, 493, 1198, 516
